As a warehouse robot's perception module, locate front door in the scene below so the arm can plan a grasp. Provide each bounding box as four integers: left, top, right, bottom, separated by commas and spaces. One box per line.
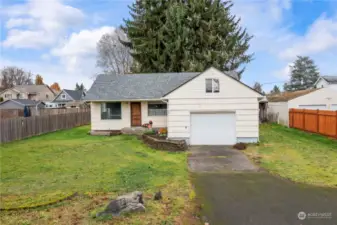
131, 102, 142, 126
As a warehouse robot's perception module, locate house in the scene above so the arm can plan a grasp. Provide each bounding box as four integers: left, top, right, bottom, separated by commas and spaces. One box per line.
52, 89, 85, 108
314, 76, 337, 90
268, 87, 337, 126
0, 85, 56, 102
0, 99, 45, 110
84, 67, 263, 145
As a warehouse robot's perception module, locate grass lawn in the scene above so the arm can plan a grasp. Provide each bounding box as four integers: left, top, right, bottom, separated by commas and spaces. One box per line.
0, 126, 199, 225
245, 124, 337, 187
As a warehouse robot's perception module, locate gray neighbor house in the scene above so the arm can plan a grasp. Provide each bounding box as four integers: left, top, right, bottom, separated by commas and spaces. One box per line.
51, 89, 85, 108
0, 99, 45, 110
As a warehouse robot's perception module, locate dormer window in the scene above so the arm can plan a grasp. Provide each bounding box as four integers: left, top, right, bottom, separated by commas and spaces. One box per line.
206, 78, 220, 93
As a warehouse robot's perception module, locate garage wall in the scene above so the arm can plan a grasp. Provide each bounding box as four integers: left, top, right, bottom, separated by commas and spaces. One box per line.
165, 68, 261, 143
288, 87, 337, 110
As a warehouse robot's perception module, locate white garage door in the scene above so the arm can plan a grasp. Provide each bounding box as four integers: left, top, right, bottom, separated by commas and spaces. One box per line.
190, 113, 236, 145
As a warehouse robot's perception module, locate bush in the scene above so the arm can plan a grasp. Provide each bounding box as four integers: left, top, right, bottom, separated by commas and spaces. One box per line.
144, 129, 155, 135
233, 142, 247, 150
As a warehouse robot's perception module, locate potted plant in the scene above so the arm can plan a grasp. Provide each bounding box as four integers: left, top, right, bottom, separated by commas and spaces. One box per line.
148, 120, 153, 129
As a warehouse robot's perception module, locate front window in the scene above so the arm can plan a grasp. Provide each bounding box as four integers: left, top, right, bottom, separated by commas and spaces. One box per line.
148, 102, 167, 116
206, 78, 220, 93
101, 102, 122, 119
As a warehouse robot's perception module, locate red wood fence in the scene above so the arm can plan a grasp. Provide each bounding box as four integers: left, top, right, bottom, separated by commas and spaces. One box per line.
289, 108, 337, 138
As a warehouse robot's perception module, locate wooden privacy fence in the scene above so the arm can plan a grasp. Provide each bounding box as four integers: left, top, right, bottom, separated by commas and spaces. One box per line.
0, 111, 90, 143
289, 108, 337, 138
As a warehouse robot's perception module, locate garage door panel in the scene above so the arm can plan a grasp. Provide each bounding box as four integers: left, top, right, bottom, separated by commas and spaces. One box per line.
190, 113, 236, 145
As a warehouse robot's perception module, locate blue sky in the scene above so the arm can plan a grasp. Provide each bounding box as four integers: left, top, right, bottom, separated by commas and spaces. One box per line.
1, 0, 336, 91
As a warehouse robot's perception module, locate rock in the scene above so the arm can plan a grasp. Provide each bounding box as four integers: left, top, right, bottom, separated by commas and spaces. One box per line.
154, 191, 162, 200
96, 191, 145, 217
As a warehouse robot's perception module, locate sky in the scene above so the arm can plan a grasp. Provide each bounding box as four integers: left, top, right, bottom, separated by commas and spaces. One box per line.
0, 0, 336, 92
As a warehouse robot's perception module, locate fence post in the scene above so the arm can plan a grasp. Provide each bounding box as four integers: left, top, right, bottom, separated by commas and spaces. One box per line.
317, 109, 319, 133
302, 109, 305, 130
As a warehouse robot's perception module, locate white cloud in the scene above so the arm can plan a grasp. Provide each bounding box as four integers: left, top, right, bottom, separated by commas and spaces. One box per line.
279, 14, 337, 60
51, 26, 115, 72
2, 0, 84, 49
274, 63, 293, 79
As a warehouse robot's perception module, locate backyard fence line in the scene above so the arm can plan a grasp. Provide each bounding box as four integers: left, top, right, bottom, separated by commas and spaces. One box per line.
0, 111, 91, 143
0, 108, 90, 119
289, 108, 337, 139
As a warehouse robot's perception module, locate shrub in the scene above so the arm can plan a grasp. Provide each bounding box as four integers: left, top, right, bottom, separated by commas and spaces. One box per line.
144, 129, 155, 135
233, 142, 247, 150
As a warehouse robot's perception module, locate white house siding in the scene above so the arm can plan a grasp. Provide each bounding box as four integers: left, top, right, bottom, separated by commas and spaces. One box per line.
141, 102, 167, 128
91, 102, 130, 130
288, 88, 337, 110
91, 101, 167, 130
267, 102, 289, 126
165, 68, 261, 143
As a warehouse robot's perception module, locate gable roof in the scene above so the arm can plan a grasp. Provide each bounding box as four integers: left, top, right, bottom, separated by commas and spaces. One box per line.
321, 76, 337, 84
63, 89, 83, 100
85, 72, 200, 101
85, 67, 261, 101
267, 89, 317, 102
53, 89, 83, 101
13, 84, 55, 94
0, 99, 43, 106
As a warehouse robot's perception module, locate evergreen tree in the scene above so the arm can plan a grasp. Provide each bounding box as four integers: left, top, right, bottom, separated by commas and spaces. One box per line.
284, 56, 319, 91
121, 0, 253, 78
75, 83, 86, 92
253, 82, 263, 93
270, 85, 281, 94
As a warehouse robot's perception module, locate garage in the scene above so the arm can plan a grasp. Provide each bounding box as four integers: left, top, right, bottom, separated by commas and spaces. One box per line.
190, 113, 236, 145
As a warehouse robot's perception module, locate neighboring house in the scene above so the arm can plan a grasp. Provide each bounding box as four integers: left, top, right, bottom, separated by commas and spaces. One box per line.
0, 99, 45, 110
0, 85, 56, 102
44, 102, 59, 108
84, 67, 263, 145
52, 89, 85, 108
268, 87, 337, 126
314, 76, 337, 90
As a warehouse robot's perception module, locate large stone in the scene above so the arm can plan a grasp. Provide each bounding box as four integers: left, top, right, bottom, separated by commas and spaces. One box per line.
97, 191, 145, 217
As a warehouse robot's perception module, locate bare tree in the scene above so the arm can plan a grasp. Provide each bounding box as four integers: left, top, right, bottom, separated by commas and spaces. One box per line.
96, 29, 132, 75
1, 66, 33, 90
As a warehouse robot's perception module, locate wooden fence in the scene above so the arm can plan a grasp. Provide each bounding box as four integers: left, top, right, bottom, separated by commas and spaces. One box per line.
0, 111, 90, 143
289, 108, 337, 138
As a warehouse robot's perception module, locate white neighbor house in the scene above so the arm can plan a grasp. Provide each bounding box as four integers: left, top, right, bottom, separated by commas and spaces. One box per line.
268, 87, 337, 126
85, 67, 263, 145
314, 76, 337, 90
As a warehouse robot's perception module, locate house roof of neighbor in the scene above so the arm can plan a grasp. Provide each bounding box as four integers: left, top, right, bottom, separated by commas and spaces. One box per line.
84, 67, 248, 101
13, 84, 55, 94
321, 76, 337, 84
267, 89, 317, 102
0, 99, 43, 106
63, 89, 84, 100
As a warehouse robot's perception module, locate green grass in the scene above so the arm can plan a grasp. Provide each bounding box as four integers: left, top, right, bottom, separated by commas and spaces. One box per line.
0, 126, 199, 224
245, 124, 337, 187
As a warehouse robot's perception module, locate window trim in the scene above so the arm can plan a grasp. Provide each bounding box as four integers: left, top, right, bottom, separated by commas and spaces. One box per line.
148, 102, 167, 116
205, 78, 220, 93
101, 102, 122, 120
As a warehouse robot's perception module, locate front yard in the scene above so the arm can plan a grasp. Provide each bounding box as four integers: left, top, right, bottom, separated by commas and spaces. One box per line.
245, 124, 337, 187
0, 126, 198, 224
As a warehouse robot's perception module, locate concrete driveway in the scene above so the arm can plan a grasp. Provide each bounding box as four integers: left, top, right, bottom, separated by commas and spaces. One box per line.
189, 146, 337, 225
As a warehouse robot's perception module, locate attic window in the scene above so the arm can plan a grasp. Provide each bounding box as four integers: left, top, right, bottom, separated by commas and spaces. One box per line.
206, 79, 220, 93
61, 94, 66, 99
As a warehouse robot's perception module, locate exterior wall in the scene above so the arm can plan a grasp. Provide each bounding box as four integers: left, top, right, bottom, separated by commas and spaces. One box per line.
0, 101, 23, 109
0, 89, 19, 101
267, 102, 289, 126
165, 68, 261, 143
91, 102, 130, 130
288, 87, 337, 110
315, 79, 329, 88
141, 102, 167, 128
91, 101, 168, 130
